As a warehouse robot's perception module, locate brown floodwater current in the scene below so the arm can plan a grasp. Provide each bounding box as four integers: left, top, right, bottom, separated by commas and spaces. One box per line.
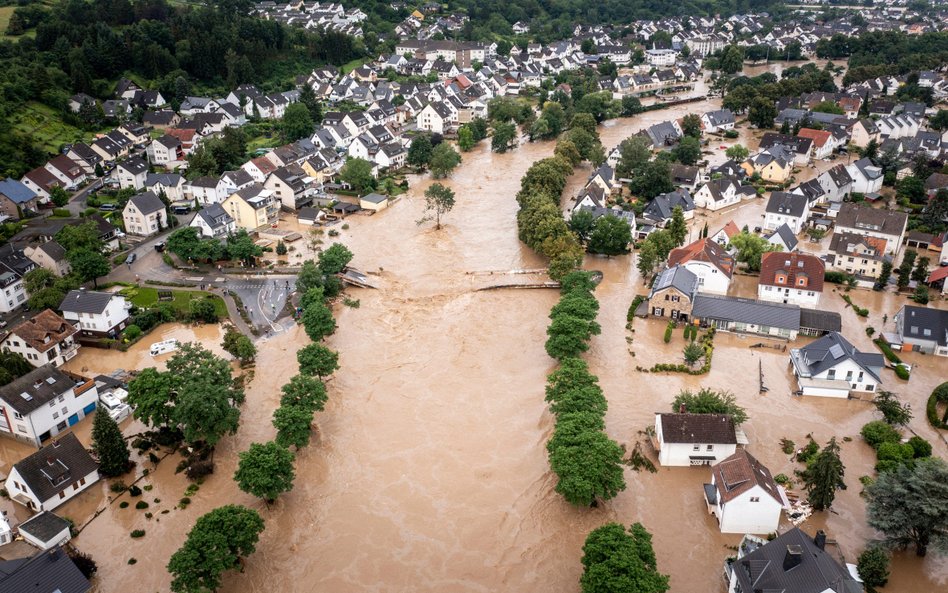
48, 98, 948, 592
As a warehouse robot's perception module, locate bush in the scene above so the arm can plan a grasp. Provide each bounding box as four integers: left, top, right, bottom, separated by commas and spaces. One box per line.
796, 438, 820, 465
119, 501, 129, 508
825, 271, 853, 284
128, 485, 142, 497
927, 382, 948, 429
907, 436, 932, 458
873, 339, 901, 364
663, 322, 674, 344
724, 129, 739, 139
185, 460, 214, 480
774, 473, 791, 485
52, 208, 71, 217
179, 497, 191, 507
860, 421, 901, 448
875, 441, 914, 463
128, 558, 137, 565
894, 365, 910, 380
130, 530, 145, 538
110, 481, 127, 493
626, 295, 645, 323
123, 325, 142, 341
135, 501, 149, 510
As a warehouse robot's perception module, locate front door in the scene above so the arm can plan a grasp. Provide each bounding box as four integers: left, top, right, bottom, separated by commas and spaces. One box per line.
68, 414, 80, 426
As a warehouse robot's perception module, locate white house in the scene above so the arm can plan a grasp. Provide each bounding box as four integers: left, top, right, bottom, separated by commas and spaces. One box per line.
703, 449, 785, 534
789, 331, 885, 397
146, 135, 184, 167
846, 157, 884, 194
190, 203, 236, 239
654, 413, 740, 467
645, 48, 677, 66
834, 203, 908, 256
59, 290, 130, 338
115, 157, 149, 191
122, 191, 167, 237
757, 252, 824, 308
417, 102, 456, 134
667, 238, 735, 295
0, 309, 79, 368
693, 177, 755, 211
0, 366, 99, 448
5, 432, 100, 511
17, 511, 73, 550
701, 109, 736, 133
816, 164, 853, 203
764, 192, 809, 235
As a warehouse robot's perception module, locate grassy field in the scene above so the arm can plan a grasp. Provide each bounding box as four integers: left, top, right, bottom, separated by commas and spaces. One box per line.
122, 287, 228, 319
10, 102, 92, 153
341, 57, 370, 74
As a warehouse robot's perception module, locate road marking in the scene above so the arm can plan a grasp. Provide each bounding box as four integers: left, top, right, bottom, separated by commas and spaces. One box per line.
215, 277, 224, 282
186, 276, 204, 281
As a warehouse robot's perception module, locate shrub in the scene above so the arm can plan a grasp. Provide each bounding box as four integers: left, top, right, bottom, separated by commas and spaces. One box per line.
873, 339, 901, 364
119, 501, 129, 509
724, 129, 739, 139
130, 530, 145, 538
927, 382, 948, 429
860, 421, 901, 448
626, 295, 646, 323
865, 326, 875, 337
907, 436, 932, 458
875, 441, 914, 463
663, 322, 674, 344
179, 497, 191, 507
796, 438, 820, 465
780, 438, 795, 455
185, 460, 214, 480
774, 473, 791, 486
123, 325, 142, 341
128, 558, 137, 565
894, 365, 910, 380
52, 208, 71, 217
128, 485, 142, 497
135, 501, 149, 510
110, 481, 127, 493
825, 271, 853, 284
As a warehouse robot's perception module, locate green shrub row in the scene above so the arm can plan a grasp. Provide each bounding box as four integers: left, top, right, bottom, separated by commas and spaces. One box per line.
873, 338, 902, 364
647, 328, 715, 375
626, 294, 646, 323
841, 294, 869, 317
663, 321, 674, 344
927, 382, 948, 430
860, 420, 932, 473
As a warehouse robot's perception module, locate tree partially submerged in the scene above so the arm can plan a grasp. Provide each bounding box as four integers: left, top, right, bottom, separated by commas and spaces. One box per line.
233, 441, 296, 504
91, 410, 130, 477
801, 437, 846, 511
167, 505, 265, 593
419, 182, 456, 229
580, 523, 670, 593
671, 388, 748, 425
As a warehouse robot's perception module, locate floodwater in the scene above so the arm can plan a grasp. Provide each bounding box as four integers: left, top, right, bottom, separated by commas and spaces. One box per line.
50, 109, 947, 593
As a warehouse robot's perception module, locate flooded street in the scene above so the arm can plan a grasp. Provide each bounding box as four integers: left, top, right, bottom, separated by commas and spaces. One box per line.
56, 108, 947, 593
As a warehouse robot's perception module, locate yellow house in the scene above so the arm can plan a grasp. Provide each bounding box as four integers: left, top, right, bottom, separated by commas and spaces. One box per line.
742, 147, 793, 184
411, 9, 425, 19
222, 184, 279, 231
300, 157, 332, 184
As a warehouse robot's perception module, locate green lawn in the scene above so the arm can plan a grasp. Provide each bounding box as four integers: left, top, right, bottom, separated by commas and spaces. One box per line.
10, 102, 95, 153
341, 57, 369, 75
122, 287, 228, 319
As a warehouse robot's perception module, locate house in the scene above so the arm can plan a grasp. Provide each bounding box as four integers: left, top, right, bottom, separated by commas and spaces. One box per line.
115, 157, 149, 190
667, 238, 735, 295
710, 221, 740, 247
796, 128, 836, 159
757, 252, 824, 308
17, 511, 73, 550
122, 191, 167, 237
669, 165, 700, 192
190, 204, 236, 239
789, 331, 884, 397
146, 135, 184, 167
828, 232, 887, 282
816, 164, 853, 203
241, 156, 279, 184
0, 178, 38, 220
653, 413, 739, 467
65, 143, 102, 176
892, 305, 948, 356
5, 432, 99, 510
648, 265, 699, 321
24, 241, 71, 277
20, 167, 61, 202
360, 192, 389, 211
759, 134, 812, 165
701, 109, 736, 133
846, 157, 884, 194
724, 528, 862, 593
850, 118, 880, 148
264, 164, 316, 211
764, 192, 809, 234
43, 156, 88, 190
742, 146, 793, 183
0, 366, 98, 448
765, 223, 798, 253
144, 173, 186, 203
703, 449, 785, 534
59, 290, 129, 338
642, 121, 682, 149
142, 110, 181, 130
417, 102, 456, 134
222, 184, 279, 230
0, 244, 34, 313
834, 203, 908, 256
693, 177, 756, 211
0, 310, 79, 368
0, 545, 91, 593
642, 189, 694, 225
692, 294, 801, 339
926, 266, 948, 296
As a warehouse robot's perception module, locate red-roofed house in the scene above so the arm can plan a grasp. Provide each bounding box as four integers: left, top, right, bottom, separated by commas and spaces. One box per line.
667, 238, 735, 295
710, 221, 740, 247
796, 128, 837, 159
927, 265, 948, 295
43, 156, 88, 190
165, 128, 198, 155
758, 251, 824, 307
241, 156, 279, 184
703, 449, 785, 534
20, 167, 62, 201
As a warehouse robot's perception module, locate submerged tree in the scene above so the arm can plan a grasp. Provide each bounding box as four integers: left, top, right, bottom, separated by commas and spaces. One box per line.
91, 411, 130, 477
580, 522, 670, 593
234, 441, 296, 504
802, 437, 846, 511
419, 182, 456, 229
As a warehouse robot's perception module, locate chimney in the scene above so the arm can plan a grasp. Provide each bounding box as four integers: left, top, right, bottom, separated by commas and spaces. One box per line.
814, 530, 826, 550
783, 545, 803, 571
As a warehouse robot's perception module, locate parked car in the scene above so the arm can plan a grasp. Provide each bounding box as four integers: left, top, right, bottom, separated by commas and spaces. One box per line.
126, 252, 137, 264
172, 206, 190, 215
99, 203, 117, 211
154, 242, 166, 252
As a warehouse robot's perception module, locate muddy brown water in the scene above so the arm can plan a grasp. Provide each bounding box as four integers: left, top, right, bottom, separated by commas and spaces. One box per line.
35, 107, 946, 592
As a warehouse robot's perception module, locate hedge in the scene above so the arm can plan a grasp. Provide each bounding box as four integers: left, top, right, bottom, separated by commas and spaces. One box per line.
627, 295, 646, 323
894, 365, 910, 380
873, 338, 902, 364
647, 328, 715, 375
841, 294, 868, 317
927, 382, 948, 430
663, 322, 674, 344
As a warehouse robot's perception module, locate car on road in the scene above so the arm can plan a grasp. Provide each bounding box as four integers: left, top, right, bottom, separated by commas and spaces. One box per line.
126, 252, 137, 264
99, 203, 117, 211
0, 320, 7, 328
154, 242, 166, 252
172, 206, 190, 215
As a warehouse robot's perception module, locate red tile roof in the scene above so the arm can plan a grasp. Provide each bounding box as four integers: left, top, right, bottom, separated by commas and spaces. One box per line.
712, 449, 783, 505
759, 251, 825, 293
668, 238, 735, 278
797, 128, 832, 148
5, 309, 77, 353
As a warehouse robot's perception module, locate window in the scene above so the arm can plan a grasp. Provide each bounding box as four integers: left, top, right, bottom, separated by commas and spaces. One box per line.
827, 369, 836, 380
58, 395, 65, 403
693, 444, 700, 451
59, 491, 66, 499
706, 445, 714, 451
750, 497, 760, 502
61, 407, 67, 415
52, 412, 59, 419
57, 421, 67, 431
13, 412, 22, 420
17, 425, 27, 434
48, 401, 56, 408
846, 371, 853, 381
80, 478, 86, 486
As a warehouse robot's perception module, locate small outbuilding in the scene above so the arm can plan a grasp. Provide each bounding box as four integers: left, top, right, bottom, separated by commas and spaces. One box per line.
17, 511, 72, 550
359, 192, 389, 211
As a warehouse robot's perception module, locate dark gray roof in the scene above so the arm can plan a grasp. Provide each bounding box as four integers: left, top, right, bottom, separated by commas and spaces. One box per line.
12, 433, 98, 504
644, 189, 694, 222
795, 331, 884, 381
59, 289, 114, 315
0, 366, 76, 416
297, 206, 319, 221
658, 413, 737, 444
768, 223, 799, 251
17, 511, 71, 544
766, 192, 808, 217
0, 546, 91, 593
196, 203, 233, 230
732, 528, 860, 593
128, 190, 165, 215
799, 309, 842, 333
118, 156, 148, 175
361, 192, 387, 203
835, 203, 907, 237
899, 305, 948, 347
692, 294, 801, 330
36, 240, 67, 261
649, 265, 698, 299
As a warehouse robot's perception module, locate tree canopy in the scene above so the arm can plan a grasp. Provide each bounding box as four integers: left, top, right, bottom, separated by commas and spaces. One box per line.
234, 441, 296, 503
580, 523, 670, 593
